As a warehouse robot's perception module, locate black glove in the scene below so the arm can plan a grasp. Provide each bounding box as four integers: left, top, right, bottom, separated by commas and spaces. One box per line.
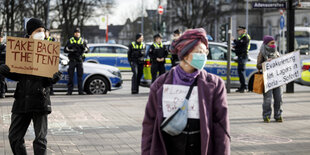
52, 71, 62, 83
0, 64, 10, 74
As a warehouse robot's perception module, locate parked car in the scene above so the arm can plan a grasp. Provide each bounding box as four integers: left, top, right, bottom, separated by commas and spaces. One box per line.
6, 54, 122, 94
248, 40, 263, 60
141, 42, 259, 91
83, 43, 131, 71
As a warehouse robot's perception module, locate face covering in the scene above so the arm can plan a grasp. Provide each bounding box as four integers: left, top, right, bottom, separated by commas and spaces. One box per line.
187, 53, 207, 70
33, 32, 45, 40
268, 44, 276, 49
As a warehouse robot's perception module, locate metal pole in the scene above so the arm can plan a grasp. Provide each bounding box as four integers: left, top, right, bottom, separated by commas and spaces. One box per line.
246, 0, 249, 30
141, 0, 144, 34
286, 0, 295, 93
227, 17, 232, 93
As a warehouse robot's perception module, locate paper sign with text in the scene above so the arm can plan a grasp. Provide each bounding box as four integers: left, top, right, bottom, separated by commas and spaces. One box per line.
162, 84, 199, 119
6, 36, 60, 78
262, 51, 301, 93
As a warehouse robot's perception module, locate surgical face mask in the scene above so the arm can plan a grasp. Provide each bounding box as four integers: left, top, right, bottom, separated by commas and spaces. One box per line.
187, 53, 207, 70
33, 32, 45, 40
268, 44, 276, 49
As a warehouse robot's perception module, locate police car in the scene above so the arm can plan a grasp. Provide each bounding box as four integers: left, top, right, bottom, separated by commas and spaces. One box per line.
83, 43, 131, 71
295, 58, 310, 86
142, 42, 259, 90
6, 54, 123, 94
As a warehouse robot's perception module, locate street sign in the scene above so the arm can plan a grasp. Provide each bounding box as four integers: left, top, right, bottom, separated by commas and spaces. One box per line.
252, 2, 286, 8
158, 5, 163, 15
280, 16, 285, 29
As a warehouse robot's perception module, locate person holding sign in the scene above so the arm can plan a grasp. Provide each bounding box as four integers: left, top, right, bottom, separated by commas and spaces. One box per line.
257, 35, 283, 123
64, 28, 88, 95
142, 28, 230, 155
0, 18, 62, 155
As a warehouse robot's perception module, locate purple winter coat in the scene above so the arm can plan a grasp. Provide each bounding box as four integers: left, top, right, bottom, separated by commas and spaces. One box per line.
141, 68, 230, 155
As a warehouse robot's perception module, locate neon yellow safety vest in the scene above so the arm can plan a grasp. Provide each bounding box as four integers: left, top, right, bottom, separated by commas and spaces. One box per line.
153, 43, 163, 49
70, 37, 83, 44
47, 37, 54, 41
238, 33, 251, 51
131, 42, 144, 49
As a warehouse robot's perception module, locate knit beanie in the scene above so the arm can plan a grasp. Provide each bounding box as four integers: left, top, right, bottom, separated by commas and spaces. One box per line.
263, 35, 275, 45
26, 18, 45, 36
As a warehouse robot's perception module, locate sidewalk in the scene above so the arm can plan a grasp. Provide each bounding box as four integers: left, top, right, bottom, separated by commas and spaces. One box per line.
0, 83, 310, 155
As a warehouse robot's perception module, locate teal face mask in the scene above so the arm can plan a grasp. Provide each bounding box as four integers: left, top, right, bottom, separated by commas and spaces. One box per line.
188, 53, 207, 70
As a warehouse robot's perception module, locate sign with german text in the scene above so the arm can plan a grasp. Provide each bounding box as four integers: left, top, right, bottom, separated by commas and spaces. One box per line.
252, 2, 286, 8
6, 36, 60, 78
262, 51, 301, 93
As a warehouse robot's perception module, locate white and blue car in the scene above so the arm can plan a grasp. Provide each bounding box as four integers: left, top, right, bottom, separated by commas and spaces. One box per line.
6, 54, 123, 94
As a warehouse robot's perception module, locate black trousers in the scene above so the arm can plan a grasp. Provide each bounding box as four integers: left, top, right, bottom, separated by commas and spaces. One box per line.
9, 113, 48, 155
130, 61, 144, 93
237, 55, 248, 90
0, 74, 5, 94
151, 62, 165, 83
67, 60, 84, 93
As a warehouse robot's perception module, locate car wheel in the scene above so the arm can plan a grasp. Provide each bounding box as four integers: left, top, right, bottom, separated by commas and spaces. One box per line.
84, 76, 109, 94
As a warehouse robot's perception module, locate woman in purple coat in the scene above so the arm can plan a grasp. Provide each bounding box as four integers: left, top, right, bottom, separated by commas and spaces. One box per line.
142, 28, 230, 155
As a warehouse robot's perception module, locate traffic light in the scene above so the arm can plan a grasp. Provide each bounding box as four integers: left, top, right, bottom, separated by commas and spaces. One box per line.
220, 24, 228, 42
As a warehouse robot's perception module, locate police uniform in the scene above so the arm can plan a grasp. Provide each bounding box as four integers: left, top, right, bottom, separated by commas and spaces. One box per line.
128, 41, 145, 94
64, 33, 88, 95
0, 42, 6, 98
148, 42, 168, 83
233, 28, 251, 92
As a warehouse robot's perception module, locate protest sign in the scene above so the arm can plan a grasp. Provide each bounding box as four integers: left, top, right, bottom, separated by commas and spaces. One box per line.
162, 84, 199, 119
262, 51, 301, 93
6, 36, 60, 78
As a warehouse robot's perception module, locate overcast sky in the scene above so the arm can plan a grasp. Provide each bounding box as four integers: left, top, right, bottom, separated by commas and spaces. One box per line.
88, 0, 161, 26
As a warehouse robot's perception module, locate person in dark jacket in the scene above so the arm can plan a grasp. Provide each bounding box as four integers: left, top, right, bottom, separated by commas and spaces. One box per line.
148, 34, 168, 83
142, 28, 230, 155
0, 31, 6, 98
0, 18, 62, 155
64, 28, 88, 95
128, 33, 145, 94
171, 29, 182, 67
232, 26, 251, 93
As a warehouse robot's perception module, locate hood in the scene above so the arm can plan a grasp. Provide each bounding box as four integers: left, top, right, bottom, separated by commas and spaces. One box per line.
83, 62, 120, 72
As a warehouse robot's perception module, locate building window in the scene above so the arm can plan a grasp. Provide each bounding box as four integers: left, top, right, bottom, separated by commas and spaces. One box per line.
267, 21, 272, 35
303, 17, 309, 27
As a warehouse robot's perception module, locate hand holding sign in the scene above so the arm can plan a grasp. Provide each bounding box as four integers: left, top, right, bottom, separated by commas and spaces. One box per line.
6, 36, 60, 78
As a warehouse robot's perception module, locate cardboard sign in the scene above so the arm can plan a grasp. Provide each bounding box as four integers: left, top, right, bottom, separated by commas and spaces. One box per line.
6, 36, 60, 78
262, 51, 301, 93
162, 84, 199, 119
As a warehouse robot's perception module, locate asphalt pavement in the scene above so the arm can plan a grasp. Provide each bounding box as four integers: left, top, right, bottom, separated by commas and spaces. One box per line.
0, 74, 310, 155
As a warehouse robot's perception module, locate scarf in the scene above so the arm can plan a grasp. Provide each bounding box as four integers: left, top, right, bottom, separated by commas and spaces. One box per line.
261, 44, 280, 60
173, 65, 200, 86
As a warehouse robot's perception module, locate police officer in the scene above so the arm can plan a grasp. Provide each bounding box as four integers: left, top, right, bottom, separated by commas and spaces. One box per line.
233, 26, 251, 93
0, 18, 62, 155
149, 34, 168, 83
0, 31, 6, 98
128, 33, 145, 94
45, 29, 56, 95
64, 28, 88, 95
171, 29, 182, 67
45, 29, 55, 41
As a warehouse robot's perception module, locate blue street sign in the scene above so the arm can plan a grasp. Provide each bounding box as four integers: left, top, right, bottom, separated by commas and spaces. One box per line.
280, 16, 285, 30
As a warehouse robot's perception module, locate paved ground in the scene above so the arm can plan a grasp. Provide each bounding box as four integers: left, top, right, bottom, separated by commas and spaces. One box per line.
0, 77, 310, 154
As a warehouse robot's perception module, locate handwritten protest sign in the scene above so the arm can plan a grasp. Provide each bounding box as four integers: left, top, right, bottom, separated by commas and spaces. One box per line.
162, 84, 199, 119
262, 51, 301, 93
6, 36, 60, 78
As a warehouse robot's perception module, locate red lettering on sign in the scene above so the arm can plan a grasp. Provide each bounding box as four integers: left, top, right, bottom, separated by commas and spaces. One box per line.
7, 39, 15, 49
27, 41, 34, 51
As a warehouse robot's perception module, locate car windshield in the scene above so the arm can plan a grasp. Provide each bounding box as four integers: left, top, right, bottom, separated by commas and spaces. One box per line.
295, 31, 310, 55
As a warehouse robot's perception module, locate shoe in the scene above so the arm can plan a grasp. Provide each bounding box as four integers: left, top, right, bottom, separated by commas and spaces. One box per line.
275, 117, 283, 122
263, 116, 270, 123
0, 93, 5, 98
66, 92, 72, 95
131, 92, 138, 94
50, 91, 55, 95
79, 92, 86, 95
236, 89, 245, 93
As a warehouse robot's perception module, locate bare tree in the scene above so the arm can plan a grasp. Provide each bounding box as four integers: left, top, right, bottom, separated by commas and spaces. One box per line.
169, 0, 215, 29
